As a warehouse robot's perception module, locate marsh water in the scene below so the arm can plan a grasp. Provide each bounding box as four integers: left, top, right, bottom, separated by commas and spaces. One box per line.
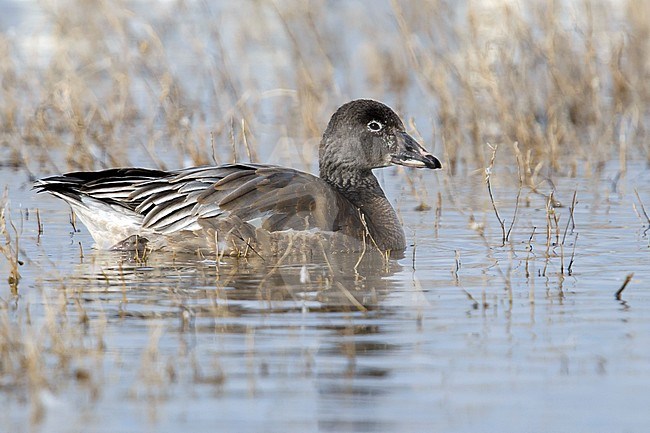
2, 160, 650, 433
2, 0, 650, 432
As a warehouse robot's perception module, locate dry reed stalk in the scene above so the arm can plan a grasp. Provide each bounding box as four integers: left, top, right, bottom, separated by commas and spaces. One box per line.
567, 232, 578, 276
561, 191, 578, 245
633, 189, 650, 233
0, 191, 21, 295
615, 273, 634, 300
485, 143, 506, 246
335, 281, 367, 313
411, 231, 417, 270
506, 142, 524, 244
525, 226, 536, 280
542, 194, 556, 278
451, 250, 480, 310
453, 249, 460, 284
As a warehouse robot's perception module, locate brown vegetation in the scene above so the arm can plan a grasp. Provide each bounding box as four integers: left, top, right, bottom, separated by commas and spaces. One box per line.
0, 0, 647, 178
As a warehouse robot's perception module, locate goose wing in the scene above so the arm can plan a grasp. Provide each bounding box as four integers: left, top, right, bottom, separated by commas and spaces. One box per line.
36, 164, 363, 237
129, 164, 362, 235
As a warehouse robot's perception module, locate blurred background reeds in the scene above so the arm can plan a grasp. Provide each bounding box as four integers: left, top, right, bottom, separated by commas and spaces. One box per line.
0, 0, 647, 180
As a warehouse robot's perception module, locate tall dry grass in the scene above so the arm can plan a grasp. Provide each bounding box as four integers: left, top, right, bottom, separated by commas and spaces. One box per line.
0, 0, 647, 179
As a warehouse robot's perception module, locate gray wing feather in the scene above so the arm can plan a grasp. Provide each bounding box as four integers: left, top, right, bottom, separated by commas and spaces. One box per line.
36, 164, 361, 237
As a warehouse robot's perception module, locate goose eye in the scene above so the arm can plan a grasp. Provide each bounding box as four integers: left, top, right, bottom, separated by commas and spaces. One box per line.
367, 120, 383, 132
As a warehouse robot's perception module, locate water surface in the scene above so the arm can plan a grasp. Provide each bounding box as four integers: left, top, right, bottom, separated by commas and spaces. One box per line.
1, 161, 649, 433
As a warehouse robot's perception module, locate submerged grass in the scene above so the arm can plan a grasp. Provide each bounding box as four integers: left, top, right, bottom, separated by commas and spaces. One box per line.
0, 290, 106, 424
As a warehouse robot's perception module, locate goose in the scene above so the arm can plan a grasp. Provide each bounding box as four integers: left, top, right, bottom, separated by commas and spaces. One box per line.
35, 99, 441, 256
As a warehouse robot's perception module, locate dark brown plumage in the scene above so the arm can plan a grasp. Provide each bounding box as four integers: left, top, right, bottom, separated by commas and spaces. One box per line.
34, 99, 441, 255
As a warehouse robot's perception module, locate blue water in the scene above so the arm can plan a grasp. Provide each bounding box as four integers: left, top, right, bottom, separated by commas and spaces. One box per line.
1, 159, 650, 433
